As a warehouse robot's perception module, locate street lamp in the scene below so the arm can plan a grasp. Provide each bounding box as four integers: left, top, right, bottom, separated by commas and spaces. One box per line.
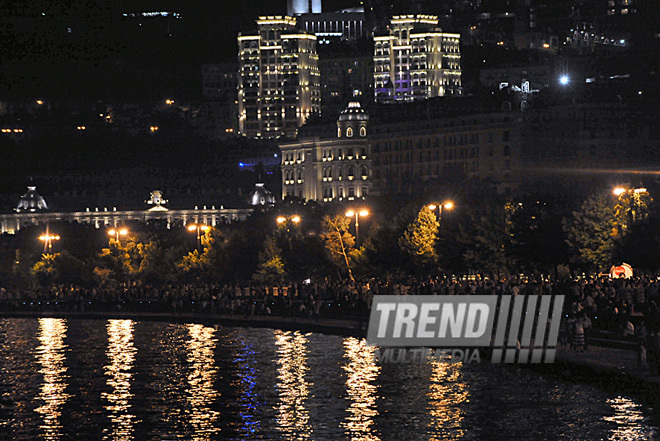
613, 186, 648, 224
39, 233, 60, 252
346, 209, 369, 244
276, 215, 301, 233
428, 201, 454, 220
187, 224, 210, 249
108, 228, 128, 242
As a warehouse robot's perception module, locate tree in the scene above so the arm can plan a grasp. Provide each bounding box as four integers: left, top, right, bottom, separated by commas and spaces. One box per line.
253, 236, 286, 285
563, 194, 618, 272
177, 227, 229, 281
398, 206, 440, 271
320, 214, 355, 281
32, 253, 59, 285
506, 196, 571, 274
458, 200, 513, 275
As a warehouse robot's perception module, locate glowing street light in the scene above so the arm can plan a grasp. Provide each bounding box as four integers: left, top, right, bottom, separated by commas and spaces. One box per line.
428, 201, 454, 220
39, 233, 60, 252
276, 215, 301, 234
187, 224, 210, 249
108, 228, 128, 242
559, 75, 570, 86
613, 186, 650, 224
346, 209, 369, 244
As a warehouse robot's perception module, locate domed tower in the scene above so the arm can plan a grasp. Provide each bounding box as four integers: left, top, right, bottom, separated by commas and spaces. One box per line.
16, 186, 48, 212
249, 183, 276, 206
337, 101, 369, 139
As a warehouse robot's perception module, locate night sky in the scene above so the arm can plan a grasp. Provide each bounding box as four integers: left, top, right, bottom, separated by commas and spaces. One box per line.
0, 0, 363, 98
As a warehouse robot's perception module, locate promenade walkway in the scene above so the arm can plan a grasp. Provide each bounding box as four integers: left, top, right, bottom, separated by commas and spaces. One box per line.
556, 346, 660, 386
1, 310, 367, 338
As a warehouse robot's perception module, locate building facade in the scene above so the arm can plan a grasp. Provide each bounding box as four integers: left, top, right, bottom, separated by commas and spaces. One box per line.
320, 55, 373, 117
298, 9, 367, 44
279, 102, 372, 202
374, 15, 462, 102
288, 0, 322, 16
369, 112, 520, 195
279, 100, 523, 201
238, 16, 321, 139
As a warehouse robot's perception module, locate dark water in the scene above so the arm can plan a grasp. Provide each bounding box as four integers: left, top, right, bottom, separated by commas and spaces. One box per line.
0, 318, 657, 440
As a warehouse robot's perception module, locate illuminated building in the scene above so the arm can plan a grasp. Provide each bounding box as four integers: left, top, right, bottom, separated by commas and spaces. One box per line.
320, 55, 373, 117
1, 190, 252, 234
374, 15, 462, 102
280, 100, 521, 201
297, 8, 367, 44
238, 16, 321, 139
279, 101, 372, 201
287, 0, 322, 16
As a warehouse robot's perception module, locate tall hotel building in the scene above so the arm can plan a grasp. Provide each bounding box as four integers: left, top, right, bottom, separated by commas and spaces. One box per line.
374, 15, 462, 102
238, 16, 321, 139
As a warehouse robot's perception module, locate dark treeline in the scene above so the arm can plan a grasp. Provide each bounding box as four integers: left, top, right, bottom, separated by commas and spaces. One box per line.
3, 181, 660, 290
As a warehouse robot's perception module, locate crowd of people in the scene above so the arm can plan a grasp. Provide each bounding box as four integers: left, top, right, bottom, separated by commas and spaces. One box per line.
2, 275, 660, 372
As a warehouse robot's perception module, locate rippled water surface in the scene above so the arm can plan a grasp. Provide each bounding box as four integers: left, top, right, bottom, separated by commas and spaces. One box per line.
0, 318, 657, 440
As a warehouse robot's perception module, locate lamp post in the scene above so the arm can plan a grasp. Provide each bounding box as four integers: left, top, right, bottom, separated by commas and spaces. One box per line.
345, 209, 368, 244
427, 201, 454, 221
187, 224, 210, 250
613, 186, 648, 224
39, 233, 60, 253
276, 215, 301, 233
108, 228, 128, 243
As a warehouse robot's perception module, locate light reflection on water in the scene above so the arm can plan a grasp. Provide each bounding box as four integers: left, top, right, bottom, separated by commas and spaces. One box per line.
0, 319, 659, 440
605, 396, 657, 440
275, 330, 311, 440
102, 319, 137, 441
230, 332, 262, 437
185, 323, 220, 440
34, 318, 69, 441
427, 362, 468, 440
342, 337, 381, 441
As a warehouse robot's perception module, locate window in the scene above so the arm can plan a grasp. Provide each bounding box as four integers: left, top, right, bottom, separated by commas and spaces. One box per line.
337, 127, 341, 137
361, 166, 368, 178
347, 127, 353, 137
503, 145, 510, 156
347, 166, 355, 177
360, 126, 366, 137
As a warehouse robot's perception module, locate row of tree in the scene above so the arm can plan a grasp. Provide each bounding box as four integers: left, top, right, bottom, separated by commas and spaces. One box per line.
1, 187, 659, 289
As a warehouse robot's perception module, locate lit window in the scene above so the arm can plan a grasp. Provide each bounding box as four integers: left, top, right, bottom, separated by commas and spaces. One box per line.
360, 126, 366, 137
346, 127, 353, 137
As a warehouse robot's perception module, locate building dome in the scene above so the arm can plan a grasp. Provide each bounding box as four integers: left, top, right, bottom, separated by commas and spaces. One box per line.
249, 183, 276, 206
16, 186, 48, 212
338, 101, 369, 122
337, 101, 369, 138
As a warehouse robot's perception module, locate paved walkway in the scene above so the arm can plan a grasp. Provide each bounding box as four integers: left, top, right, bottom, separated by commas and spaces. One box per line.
557, 346, 660, 386
1, 311, 366, 337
